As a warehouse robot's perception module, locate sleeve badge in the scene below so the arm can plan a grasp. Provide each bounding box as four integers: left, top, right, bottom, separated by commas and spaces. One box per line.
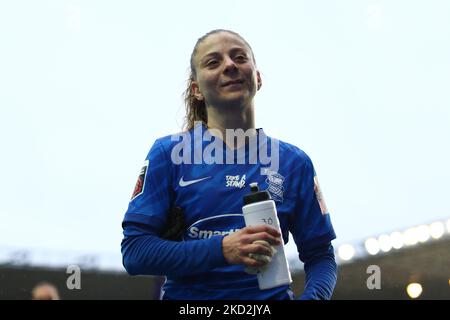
130, 160, 149, 201
314, 175, 329, 215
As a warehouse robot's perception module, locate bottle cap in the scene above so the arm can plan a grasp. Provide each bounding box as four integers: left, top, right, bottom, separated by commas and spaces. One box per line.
243, 182, 271, 205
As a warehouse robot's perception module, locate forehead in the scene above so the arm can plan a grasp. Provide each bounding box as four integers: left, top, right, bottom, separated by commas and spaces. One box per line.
195, 32, 252, 61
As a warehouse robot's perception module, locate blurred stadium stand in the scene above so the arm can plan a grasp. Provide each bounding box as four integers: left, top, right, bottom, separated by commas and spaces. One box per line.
1, 219, 449, 299
0, 265, 162, 300
293, 236, 450, 299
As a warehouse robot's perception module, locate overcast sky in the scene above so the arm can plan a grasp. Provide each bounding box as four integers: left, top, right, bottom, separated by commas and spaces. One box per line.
1, 0, 449, 268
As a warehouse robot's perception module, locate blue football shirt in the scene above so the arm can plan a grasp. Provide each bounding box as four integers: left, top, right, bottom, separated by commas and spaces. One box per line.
121, 123, 336, 299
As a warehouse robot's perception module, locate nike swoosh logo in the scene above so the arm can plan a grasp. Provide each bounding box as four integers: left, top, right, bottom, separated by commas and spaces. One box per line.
179, 176, 211, 187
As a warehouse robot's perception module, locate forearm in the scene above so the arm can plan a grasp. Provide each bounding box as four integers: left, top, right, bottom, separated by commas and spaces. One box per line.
121, 234, 227, 277
299, 244, 337, 300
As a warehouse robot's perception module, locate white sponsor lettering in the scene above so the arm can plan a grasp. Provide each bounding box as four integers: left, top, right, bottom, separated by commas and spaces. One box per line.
188, 226, 240, 239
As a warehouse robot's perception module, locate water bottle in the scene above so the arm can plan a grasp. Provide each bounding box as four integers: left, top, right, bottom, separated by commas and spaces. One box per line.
242, 182, 292, 290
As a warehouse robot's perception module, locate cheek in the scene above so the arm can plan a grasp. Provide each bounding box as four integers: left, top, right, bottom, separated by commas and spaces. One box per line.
243, 67, 258, 84
198, 74, 217, 92
245, 73, 258, 90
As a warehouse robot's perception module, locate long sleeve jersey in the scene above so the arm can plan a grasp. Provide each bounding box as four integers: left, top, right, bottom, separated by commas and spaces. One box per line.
121, 123, 337, 299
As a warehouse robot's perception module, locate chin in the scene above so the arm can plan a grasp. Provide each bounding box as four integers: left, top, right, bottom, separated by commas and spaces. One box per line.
222, 92, 250, 104
222, 97, 247, 108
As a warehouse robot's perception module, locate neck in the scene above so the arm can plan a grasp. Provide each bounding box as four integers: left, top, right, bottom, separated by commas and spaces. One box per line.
206, 103, 256, 149
207, 104, 255, 131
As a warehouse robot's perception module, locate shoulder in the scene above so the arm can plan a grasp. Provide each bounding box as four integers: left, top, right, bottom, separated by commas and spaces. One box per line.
145, 129, 194, 161
273, 136, 313, 168
150, 129, 191, 151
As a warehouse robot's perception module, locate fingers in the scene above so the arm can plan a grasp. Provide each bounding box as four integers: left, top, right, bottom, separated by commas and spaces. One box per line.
239, 241, 274, 257
253, 240, 277, 256
241, 240, 278, 269
241, 225, 282, 247
243, 232, 282, 247
245, 225, 281, 238
222, 225, 282, 267
241, 254, 268, 268
249, 253, 271, 264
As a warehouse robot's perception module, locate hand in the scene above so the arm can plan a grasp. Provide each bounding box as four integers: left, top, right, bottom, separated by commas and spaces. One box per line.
245, 240, 278, 274
222, 225, 281, 268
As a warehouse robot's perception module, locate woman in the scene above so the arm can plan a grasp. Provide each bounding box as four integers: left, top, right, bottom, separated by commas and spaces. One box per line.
121, 29, 337, 300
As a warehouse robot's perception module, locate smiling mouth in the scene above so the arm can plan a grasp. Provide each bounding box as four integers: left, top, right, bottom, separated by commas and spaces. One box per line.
222, 80, 244, 87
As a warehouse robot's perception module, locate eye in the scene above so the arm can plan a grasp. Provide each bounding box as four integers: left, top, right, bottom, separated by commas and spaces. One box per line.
206, 60, 219, 68
234, 55, 248, 62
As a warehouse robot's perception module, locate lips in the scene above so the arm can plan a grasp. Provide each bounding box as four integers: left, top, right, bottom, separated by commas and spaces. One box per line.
221, 79, 244, 87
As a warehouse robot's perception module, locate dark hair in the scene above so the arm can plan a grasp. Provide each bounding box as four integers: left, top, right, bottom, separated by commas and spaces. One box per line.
183, 29, 256, 131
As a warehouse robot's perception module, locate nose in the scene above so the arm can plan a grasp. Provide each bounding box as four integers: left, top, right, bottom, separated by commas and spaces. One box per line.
223, 56, 238, 75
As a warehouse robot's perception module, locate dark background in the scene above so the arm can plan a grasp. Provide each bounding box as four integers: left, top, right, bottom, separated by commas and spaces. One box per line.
1, 237, 449, 300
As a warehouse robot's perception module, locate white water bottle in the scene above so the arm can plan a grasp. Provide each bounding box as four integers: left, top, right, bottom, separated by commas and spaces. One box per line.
242, 182, 292, 290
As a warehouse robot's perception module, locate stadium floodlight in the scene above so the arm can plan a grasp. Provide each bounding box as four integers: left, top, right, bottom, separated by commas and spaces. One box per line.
365, 237, 380, 255
429, 221, 445, 239
416, 225, 430, 243
378, 234, 392, 252
406, 283, 423, 299
338, 244, 355, 261
403, 227, 419, 246
390, 231, 404, 249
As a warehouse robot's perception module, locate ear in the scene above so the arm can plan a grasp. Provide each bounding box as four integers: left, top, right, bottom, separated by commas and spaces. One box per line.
256, 71, 262, 90
191, 81, 204, 101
